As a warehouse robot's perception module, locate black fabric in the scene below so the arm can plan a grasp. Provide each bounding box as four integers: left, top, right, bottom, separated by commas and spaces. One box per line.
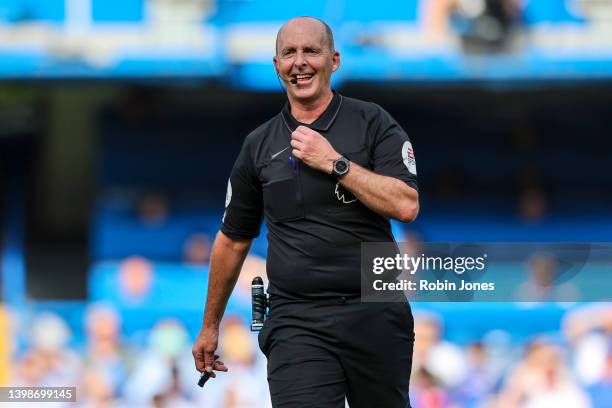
221, 132, 264, 239
259, 296, 414, 408
221, 92, 418, 299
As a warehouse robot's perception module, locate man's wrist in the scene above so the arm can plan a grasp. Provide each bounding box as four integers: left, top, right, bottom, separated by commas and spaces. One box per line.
203, 316, 220, 330
203, 324, 219, 332
328, 153, 342, 175
331, 156, 351, 179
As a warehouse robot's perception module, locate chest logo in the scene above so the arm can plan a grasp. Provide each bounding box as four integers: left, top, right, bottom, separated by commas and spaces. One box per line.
335, 182, 358, 204
271, 146, 289, 160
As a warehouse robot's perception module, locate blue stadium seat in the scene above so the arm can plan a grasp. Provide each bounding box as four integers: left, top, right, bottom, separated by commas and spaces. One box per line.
341, 0, 418, 22
522, 0, 585, 25
88, 261, 251, 339
91, 0, 144, 22
0, 0, 64, 22
214, 0, 334, 24
92, 202, 223, 260
411, 213, 612, 242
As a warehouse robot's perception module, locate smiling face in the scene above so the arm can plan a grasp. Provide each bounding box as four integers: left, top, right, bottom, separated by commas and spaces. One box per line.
274, 17, 340, 106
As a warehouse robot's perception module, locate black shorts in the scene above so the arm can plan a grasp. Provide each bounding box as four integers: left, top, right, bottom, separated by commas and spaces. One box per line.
258, 296, 414, 408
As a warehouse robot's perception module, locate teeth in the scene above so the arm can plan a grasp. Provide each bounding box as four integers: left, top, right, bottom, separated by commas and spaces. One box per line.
296, 74, 313, 79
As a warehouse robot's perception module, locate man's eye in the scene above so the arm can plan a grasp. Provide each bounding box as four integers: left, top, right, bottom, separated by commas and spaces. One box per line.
282, 50, 295, 57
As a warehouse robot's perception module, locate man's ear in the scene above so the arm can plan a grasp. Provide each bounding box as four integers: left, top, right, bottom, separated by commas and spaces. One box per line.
273, 56, 279, 75
331, 51, 340, 72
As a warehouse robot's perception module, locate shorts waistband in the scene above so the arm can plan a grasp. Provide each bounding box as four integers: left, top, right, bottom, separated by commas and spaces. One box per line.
268, 293, 361, 306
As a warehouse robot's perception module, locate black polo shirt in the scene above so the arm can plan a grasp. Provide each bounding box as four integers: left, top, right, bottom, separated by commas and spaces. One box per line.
221, 92, 418, 299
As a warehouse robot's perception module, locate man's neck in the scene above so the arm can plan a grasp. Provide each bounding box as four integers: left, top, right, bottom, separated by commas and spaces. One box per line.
289, 90, 334, 125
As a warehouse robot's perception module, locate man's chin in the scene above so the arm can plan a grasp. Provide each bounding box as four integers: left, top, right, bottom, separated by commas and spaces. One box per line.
289, 88, 324, 104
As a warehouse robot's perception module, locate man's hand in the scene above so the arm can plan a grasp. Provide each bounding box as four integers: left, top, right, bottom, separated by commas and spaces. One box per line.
291, 125, 341, 174
192, 326, 228, 378
192, 232, 252, 381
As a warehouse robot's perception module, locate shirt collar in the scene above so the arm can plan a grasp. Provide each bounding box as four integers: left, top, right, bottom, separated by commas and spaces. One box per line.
281, 91, 343, 133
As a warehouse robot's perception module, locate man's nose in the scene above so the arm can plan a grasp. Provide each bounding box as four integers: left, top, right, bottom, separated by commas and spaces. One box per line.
294, 50, 307, 67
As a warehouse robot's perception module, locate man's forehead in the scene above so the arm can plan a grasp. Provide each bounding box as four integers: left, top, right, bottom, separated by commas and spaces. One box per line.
277, 18, 327, 47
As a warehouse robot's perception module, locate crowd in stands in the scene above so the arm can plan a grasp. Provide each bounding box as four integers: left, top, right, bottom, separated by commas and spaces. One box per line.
3, 265, 611, 407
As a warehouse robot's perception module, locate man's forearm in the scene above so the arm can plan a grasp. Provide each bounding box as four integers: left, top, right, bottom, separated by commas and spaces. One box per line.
339, 162, 419, 222
203, 231, 252, 329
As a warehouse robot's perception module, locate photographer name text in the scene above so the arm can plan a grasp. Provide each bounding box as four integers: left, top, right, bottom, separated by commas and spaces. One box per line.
373, 279, 495, 291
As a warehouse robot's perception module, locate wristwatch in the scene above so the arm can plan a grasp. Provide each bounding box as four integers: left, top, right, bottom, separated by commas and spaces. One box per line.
332, 156, 350, 178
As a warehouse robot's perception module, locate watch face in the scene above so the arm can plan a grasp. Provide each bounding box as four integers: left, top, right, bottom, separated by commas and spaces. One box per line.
335, 160, 348, 174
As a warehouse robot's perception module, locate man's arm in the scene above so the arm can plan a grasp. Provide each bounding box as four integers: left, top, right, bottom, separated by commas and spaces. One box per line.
192, 230, 252, 376
338, 162, 419, 222
290, 125, 419, 222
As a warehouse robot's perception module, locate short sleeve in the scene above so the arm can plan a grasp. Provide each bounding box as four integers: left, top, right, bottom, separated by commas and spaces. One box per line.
221, 135, 263, 239
370, 105, 418, 191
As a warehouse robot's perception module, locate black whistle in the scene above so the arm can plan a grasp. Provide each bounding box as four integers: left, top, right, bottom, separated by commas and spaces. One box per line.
251, 276, 267, 331
198, 371, 210, 387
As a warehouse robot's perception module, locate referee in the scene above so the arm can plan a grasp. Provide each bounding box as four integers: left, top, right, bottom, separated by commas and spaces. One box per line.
192, 16, 419, 408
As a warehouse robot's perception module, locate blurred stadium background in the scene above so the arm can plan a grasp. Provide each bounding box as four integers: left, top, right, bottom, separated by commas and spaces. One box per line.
1, 0, 612, 407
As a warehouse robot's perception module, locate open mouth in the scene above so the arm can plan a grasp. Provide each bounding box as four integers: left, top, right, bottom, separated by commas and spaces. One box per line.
293, 73, 315, 84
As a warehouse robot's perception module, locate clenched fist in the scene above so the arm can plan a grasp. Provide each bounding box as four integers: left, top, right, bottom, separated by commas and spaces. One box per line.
290, 125, 341, 174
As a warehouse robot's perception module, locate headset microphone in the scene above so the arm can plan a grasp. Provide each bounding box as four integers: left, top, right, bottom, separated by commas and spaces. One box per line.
290, 77, 298, 84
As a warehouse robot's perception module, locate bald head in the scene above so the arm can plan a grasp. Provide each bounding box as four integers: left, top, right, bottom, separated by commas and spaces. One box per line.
276, 17, 335, 55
